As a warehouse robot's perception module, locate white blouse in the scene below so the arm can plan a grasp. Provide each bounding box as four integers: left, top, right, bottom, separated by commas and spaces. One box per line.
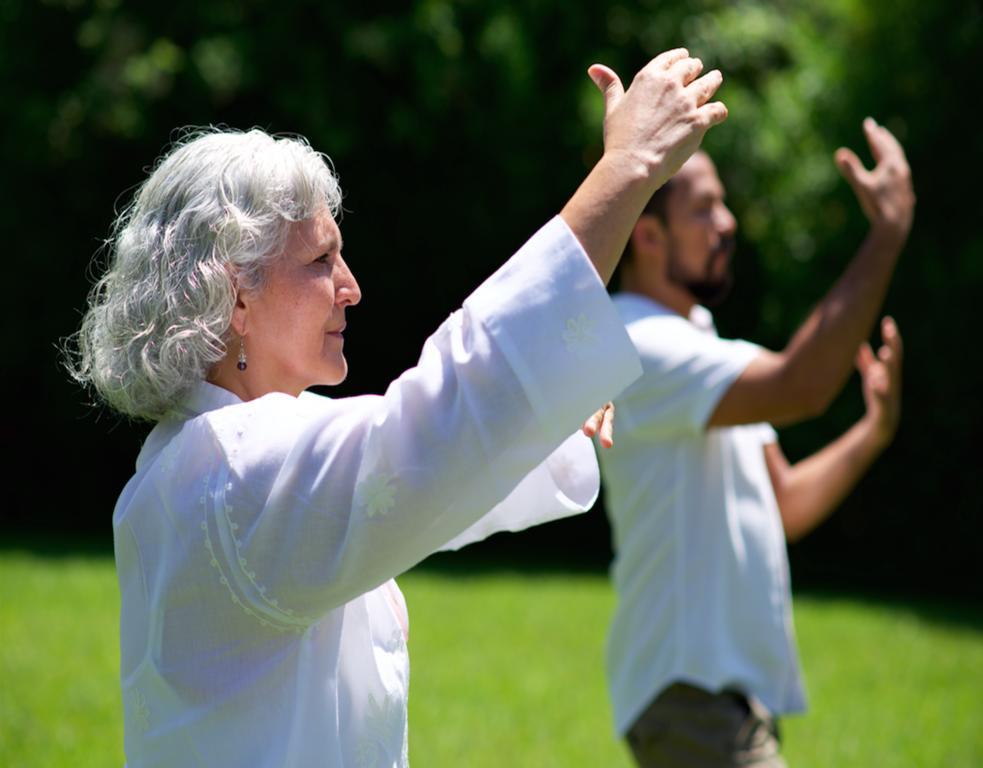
113, 217, 642, 767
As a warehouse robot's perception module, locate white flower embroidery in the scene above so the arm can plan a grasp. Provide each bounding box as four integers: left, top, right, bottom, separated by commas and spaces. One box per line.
358, 474, 397, 518
562, 313, 597, 352
354, 692, 407, 768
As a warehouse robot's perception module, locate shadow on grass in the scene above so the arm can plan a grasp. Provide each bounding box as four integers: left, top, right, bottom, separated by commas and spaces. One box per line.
790, 585, 983, 635
1, 507, 613, 568
0, 530, 114, 559
6, 524, 981, 637
415, 522, 983, 637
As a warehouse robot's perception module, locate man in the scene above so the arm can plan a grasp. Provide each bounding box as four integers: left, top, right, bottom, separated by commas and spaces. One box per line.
598, 118, 914, 767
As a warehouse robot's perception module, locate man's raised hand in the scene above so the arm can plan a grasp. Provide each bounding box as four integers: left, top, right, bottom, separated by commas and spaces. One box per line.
856, 316, 903, 449
836, 118, 915, 246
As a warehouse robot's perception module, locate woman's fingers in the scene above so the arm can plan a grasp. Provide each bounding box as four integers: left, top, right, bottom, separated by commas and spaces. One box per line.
699, 100, 729, 128
583, 402, 616, 448
598, 402, 616, 449
669, 55, 704, 86
689, 68, 723, 106
582, 408, 603, 438
588, 64, 625, 118
652, 47, 690, 70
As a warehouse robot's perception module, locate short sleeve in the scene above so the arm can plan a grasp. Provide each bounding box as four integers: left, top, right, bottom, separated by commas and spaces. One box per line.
755, 422, 778, 445
616, 311, 761, 437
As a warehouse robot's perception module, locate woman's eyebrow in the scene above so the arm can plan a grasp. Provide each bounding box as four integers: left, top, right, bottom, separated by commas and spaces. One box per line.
320, 235, 343, 254
303, 231, 342, 256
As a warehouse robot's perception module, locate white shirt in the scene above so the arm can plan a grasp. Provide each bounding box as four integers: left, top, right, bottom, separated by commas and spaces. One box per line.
112, 217, 642, 767
599, 293, 806, 736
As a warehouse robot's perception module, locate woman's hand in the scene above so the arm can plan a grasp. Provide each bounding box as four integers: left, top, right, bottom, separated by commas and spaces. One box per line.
560, 50, 727, 284
588, 49, 728, 190
583, 402, 616, 449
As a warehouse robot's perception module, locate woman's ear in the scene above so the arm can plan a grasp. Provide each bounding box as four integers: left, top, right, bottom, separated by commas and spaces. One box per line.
229, 290, 249, 338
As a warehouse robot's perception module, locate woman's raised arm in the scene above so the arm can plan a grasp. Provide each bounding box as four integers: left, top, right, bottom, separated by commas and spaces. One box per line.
562, 50, 727, 283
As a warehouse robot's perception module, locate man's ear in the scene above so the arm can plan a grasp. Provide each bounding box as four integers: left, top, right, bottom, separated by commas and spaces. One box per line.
629, 214, 667, 263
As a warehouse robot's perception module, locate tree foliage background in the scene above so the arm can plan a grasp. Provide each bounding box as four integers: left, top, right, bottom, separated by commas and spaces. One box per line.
3, 0, 980, 596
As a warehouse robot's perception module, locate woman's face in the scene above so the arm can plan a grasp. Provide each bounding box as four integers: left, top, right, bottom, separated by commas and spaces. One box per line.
239, 209, 361, 395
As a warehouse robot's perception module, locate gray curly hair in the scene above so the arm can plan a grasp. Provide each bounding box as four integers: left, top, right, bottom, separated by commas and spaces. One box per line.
68, 127, 343, 421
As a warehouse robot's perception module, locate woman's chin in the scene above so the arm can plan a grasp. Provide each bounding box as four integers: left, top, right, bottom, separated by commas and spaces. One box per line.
318, 360, 349, 387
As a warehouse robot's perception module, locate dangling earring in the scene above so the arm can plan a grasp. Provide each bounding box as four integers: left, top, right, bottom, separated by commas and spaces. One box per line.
237, 338, 248, 371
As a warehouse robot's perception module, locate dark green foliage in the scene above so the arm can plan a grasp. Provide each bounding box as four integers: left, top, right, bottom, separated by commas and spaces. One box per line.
5, 0, 980, 595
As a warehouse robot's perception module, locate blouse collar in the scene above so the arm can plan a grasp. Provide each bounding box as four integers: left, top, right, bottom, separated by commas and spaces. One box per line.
177, 380, 245, 419
134, 382, 244, 472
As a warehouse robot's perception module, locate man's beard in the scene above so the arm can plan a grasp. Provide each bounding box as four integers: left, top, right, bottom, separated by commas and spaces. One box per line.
667, 237, 734, 307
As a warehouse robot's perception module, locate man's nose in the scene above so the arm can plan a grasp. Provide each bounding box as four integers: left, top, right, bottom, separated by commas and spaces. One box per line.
716, 204, 737, 235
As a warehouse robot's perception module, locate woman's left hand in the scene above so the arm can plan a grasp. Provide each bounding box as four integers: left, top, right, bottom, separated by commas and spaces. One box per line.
583, 402, 616, 448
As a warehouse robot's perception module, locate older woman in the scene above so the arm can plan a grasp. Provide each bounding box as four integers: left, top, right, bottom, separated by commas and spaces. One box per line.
72, 51, 725, 767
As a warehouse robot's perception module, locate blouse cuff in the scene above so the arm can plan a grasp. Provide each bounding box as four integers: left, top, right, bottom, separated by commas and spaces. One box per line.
439, 431, 599, 551
464, 216, 642, 437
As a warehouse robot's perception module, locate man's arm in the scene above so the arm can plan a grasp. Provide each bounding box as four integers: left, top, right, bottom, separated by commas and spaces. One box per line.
708, 118, 914, 428
764, 316, 902, 542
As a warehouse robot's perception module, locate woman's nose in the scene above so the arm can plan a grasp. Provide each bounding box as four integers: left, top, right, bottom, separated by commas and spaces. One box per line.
336, 255, 361, 307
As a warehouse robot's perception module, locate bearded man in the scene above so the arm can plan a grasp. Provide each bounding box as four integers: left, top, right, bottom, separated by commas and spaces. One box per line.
599, 119, 914, 767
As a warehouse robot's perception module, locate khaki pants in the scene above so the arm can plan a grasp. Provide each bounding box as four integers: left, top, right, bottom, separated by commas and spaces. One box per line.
626, 683, 787, 768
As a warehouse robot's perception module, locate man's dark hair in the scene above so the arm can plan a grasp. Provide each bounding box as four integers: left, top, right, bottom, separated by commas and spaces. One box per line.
639, 177, 675, 226
611, 178, 675, 291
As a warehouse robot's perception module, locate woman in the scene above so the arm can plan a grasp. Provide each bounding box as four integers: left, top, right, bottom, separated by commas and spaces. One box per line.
71, 51, 725, 766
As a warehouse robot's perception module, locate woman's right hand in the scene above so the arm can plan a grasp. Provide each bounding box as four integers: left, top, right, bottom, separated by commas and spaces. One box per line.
588, 49, 728, 192
559, 50, 727, 285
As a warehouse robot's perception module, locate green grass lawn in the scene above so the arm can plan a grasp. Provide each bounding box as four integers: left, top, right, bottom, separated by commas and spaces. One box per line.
1, 547, 981, 766
0, 548, 123, 768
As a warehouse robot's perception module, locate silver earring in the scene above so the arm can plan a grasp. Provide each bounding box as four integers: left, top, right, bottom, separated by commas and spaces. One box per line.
237, 338, 248, 371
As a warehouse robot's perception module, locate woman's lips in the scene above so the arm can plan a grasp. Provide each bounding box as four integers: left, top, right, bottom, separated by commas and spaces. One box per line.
326, 323, 346, 339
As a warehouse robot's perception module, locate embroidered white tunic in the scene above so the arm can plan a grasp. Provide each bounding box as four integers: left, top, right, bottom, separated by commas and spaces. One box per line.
113, 217, 642, 767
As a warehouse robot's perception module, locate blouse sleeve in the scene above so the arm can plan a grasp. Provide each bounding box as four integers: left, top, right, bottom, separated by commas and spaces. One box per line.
437, 430, 599, 552
197, 217, 641, 626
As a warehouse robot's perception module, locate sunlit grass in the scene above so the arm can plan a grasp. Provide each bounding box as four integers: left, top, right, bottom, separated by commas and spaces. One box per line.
784, 591, 983, 767
403, 566, 631, 766
0, 549, 123, 768
1, 547, 980, 766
